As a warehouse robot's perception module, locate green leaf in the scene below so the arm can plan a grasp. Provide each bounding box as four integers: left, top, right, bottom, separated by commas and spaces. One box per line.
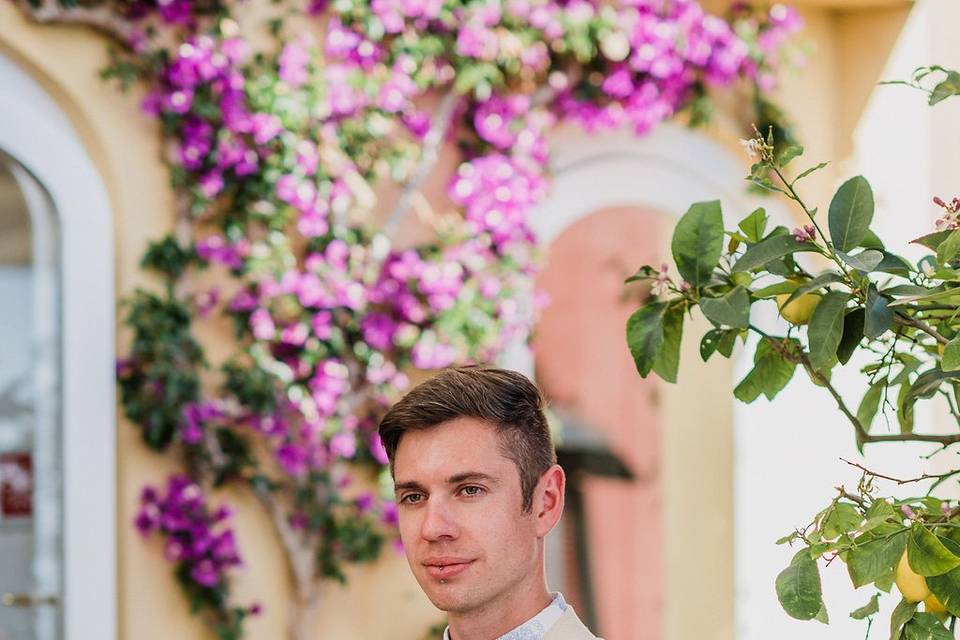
875, 251, 914, 276
700, 286, 751, 329
624, 265, 658, 284
775, 550, 824, 621
865, 285, 894, 339
838, 249, 884, 272
782, 273, 844, 308
856, 382, 885, 432
700, 328, 738, 362
793, 161, 830, 183
671, 201, 724, 289
891, 598, 919, 640
717, 330, 738, 357
903, 613, 953, 640
926, 538, 960, 616
734, 337, 798, 403
867, 498, 901, 523
814, 602, 829, 624
626, 302, 666, 378
753, 280, 801, 298
908, 524, 960, 577
779, 144, 804, 168
936, 229, 960, 264
942, 336, 960, 370
822, 502, 862, 539
887, 287, 960, 307
898, 381, 915, 433
808, 291, 851, 371
828, 176, 874, 252
899, 369, 960, 432
876, 572, 895, 593
837, 308, 865, 365
847, 529, 907, 588
733, 234, 816, 273
849, 594, 880, 620
652, 305, 684, 383
776, 532, 799, 545
884, 285, 930, 297
912, 230, 953, 251
738, 208, 768, 243
861, 229, 885, 250
929, 70, 960, 105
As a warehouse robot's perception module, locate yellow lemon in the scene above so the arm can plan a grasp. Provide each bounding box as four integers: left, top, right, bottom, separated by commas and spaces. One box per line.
896, 550, 931, 603
776, 292, 821, 325
925, 593, 947, 614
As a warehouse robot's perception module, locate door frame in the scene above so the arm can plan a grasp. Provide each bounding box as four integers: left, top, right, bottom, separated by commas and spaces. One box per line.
502, 122, 776, 640
0, 53, 117, 639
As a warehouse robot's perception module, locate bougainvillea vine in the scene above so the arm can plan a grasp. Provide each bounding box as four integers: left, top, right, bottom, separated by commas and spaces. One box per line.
15, 0, 802, 637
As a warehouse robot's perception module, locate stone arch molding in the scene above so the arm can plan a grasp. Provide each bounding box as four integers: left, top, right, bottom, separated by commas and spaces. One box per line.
499, 123, 778, 640
0, 53, 116, 639
535, 122, 760, 244
503, 121, 778, 375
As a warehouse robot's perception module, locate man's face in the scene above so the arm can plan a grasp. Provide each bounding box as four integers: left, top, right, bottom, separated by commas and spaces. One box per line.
392, 417, 541, 614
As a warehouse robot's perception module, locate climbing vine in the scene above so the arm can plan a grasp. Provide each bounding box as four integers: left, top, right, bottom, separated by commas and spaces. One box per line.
15, 0, 800, 637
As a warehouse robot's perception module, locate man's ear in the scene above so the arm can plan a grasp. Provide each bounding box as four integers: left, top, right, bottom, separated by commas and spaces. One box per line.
534, 464, 565, 537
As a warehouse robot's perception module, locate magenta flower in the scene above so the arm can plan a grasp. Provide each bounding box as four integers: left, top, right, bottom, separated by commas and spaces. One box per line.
792, 225, 816, 243
278, 37, 312, 88
329, 432, 357, 459
369, 433, 389, 465
251, 113, 282, 145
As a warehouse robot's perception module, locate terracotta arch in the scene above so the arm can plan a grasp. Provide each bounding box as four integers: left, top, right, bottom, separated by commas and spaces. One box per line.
500, 122, 768, 640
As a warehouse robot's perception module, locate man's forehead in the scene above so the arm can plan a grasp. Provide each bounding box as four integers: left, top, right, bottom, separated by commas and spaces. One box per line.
393, 417, 513, 479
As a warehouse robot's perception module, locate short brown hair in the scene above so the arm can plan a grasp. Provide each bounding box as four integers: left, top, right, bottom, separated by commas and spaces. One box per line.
378, 366, 556, 513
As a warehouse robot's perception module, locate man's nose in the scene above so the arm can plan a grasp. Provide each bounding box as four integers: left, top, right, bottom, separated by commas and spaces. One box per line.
420, 496, 460, 541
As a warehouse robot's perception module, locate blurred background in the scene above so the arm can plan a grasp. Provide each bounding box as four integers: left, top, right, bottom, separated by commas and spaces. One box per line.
1, 0, 959, 638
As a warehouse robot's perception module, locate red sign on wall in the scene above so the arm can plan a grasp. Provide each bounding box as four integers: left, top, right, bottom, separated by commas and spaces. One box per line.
0, 451, 33, 518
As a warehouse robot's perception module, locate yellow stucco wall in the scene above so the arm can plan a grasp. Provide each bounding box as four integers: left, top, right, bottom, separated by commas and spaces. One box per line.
0, 6, 441, 639
0, 1, 913, 638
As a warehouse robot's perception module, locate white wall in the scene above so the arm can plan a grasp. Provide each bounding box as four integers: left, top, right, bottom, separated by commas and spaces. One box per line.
0, 266, 36, 640
735, 2, 960, 637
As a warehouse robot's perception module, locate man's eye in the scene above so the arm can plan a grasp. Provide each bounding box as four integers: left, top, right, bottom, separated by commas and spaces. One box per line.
460, 485, 485, 497
400, 493, 423, 504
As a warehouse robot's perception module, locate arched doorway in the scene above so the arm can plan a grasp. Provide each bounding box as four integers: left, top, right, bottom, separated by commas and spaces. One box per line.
534, 205, 670, 640
498, 123, 762, 640
0, 51, 116, 639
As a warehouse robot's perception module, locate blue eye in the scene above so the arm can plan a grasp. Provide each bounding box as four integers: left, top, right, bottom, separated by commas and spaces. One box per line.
460, 485, 485, 497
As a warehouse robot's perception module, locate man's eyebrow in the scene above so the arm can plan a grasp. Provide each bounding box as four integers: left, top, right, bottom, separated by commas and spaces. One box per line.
392, 472, 500, 493
393, 480, 425, 493
446, 471, 500, 485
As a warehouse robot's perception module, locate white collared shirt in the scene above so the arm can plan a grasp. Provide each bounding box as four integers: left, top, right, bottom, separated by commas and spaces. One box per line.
443, 592, 568, 640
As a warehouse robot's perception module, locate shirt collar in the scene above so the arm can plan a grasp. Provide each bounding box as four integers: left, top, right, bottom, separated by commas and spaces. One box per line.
442, 592, 568, 640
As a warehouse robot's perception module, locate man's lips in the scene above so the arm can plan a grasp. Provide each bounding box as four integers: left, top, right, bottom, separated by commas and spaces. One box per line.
422, 558, 475, 580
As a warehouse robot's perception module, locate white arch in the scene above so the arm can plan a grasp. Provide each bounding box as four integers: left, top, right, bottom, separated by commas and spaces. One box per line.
503, 121, 779, 376
0, 54, 116, 639
500, 122, 782, 640
536, 122, 760, 243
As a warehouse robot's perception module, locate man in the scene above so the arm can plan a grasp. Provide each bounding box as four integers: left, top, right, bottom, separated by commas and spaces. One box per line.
378, 366, 601, 640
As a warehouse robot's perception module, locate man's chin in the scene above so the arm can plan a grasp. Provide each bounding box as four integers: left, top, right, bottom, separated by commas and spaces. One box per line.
418, 581, 475, 613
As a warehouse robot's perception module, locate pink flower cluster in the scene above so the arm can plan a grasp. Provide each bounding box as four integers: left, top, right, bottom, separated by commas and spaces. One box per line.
135, 476, 247, 590
142, 35, 265, 200
179, 401, 224, 444
934, 196, 960, 231
554, 2, 803, 134
113, 0, 800, 625
449, 154, 547, 249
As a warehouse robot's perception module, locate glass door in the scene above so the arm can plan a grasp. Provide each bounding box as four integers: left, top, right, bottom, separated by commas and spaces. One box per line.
0, 152, 62, 640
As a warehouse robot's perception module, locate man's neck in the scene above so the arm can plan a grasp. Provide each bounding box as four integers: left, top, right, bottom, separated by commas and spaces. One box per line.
446, 582, 552, 640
